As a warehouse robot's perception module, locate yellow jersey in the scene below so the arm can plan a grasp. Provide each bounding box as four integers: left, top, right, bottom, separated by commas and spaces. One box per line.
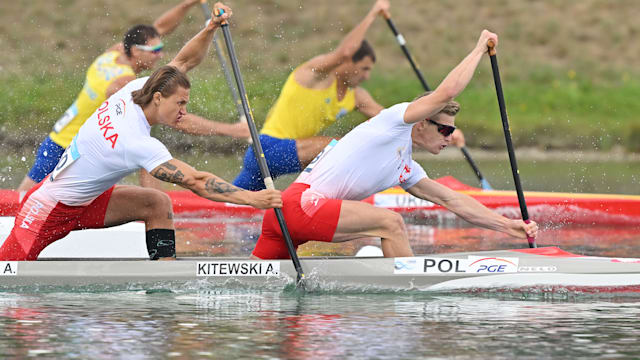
260, 67, 356, 139
49, 51, 135, 148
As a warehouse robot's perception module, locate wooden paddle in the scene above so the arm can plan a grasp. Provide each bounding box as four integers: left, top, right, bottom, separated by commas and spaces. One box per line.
381, 11, 493, 190
214, 8, 306, 285
487, 39, 536, 248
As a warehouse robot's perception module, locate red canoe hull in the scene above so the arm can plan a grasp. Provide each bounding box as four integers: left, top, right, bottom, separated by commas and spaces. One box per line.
2, 176, 639, 225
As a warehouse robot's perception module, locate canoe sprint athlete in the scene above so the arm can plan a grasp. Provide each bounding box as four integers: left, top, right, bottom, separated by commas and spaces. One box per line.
17, 0, 249, 194
0, 3, 282, 261
252, 30, 538, 259
230, 0, 389, 190
232, 0, 467, 191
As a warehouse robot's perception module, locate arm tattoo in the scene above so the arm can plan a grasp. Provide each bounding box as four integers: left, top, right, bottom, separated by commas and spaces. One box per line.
205, 178, 240, 194
160, 161, 177, 171
151, 161, 185, 184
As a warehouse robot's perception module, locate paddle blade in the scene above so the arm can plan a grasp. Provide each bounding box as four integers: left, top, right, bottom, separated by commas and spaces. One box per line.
480, 178, 493, 191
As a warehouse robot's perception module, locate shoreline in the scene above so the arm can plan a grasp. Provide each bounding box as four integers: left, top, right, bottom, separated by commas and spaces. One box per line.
417, 146, 640, 162
2, 130, 639, 162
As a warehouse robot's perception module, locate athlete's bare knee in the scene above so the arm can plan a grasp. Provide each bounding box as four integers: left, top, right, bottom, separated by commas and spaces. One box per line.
138, 189, 173, 221
149, 190, 173, 216
380, 212, 407, 240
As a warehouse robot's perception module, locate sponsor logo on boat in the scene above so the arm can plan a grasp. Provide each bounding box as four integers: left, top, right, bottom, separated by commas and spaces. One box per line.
394, 257, 467, 274
196, 261, 280, 277
467, 256, 519, 273
0, 262, 17, 276
374, 194, 434, 208
518, 266, 557, 272
395, 256, 523, 274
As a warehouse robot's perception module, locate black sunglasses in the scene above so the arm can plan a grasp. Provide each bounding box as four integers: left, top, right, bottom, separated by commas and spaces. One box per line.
427, 119, 456, 137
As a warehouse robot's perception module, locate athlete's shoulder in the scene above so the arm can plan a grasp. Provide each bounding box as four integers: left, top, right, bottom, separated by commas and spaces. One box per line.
387, 102, 411, 113
372, 102, 410, 122
89, 50, 135, 81
99, 50, 120, 59
89, 50, 121, 68
109, 76, 147, 100
123, 76, 149, 92
291, 62, 335, 89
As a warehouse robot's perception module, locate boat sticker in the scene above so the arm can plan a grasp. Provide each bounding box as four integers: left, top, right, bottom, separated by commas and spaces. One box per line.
374, 194, 434, 208
0, 262, 17, 276
467, 256, 519, 273
196, 261, 280, 277
394, 257, 468, 274
518, 266, 557, 272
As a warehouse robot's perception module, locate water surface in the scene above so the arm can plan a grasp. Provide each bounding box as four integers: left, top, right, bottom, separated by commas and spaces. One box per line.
2, 289, 640, 359
1, 150, 639, 358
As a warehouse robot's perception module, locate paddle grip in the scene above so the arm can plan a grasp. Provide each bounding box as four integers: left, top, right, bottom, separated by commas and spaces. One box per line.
524, 219, 537, 248
487, 39, 496, 56
214, 8, 228, 25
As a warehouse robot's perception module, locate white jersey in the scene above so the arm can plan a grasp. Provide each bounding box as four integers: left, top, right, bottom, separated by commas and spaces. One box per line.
296, 102, 427, 200
41, 76, 172, 206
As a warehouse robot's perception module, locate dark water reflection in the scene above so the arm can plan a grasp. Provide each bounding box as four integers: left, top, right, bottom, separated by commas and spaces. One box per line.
2, 291, 640, 358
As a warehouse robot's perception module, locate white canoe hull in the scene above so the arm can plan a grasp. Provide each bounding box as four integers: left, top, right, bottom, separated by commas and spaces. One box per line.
2, 247, 640, 293
0, 217, 148, 258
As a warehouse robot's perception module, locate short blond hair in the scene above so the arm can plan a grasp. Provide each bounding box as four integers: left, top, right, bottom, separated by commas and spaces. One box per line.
413, 91, 460, 116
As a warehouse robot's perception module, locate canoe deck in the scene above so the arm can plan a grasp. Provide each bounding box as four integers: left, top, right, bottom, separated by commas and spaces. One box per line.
3, 247, 640, 294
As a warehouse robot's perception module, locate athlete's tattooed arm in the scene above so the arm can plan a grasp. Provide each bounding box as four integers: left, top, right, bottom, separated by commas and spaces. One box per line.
150, 161, 185, 184
150, 158, 282, 209
204, 178, 240, 195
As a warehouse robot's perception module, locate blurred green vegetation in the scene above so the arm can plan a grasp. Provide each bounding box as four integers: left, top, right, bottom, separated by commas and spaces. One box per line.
1, 0, 640, 152
4, 68, 639, 152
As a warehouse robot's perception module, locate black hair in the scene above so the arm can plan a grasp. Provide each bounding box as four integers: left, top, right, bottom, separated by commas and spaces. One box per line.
352, 40, 376, 63
123, 25, 160, 57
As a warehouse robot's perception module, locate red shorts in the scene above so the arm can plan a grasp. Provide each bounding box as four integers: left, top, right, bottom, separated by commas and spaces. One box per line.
0, 180, 115, 260
252, 183, 342, 259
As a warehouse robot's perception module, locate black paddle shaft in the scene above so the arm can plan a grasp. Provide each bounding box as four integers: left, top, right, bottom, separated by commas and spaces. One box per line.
384, 17, 430, 91
460, 146, 485, 183
384, 15, 493, 189
488, 45, 536, 248
200, 2, 246, 124
217, 18, 306, 283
